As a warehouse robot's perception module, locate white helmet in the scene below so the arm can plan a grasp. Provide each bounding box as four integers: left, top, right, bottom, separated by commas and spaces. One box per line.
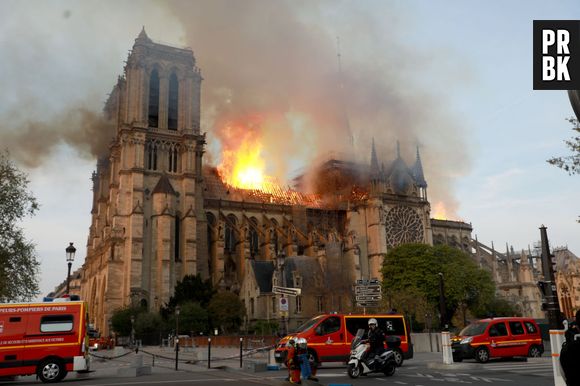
368, 318, 378, 326
286, 337, 297, 348
297, 338, 307, 349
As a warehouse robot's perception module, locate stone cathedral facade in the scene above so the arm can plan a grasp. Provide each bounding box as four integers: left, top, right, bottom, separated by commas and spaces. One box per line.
80, 30, 206, 332
79, 31, 549, 334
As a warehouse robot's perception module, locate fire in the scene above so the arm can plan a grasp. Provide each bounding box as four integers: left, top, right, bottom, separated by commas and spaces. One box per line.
217, 120, 268, 190
432, 201, 448, 220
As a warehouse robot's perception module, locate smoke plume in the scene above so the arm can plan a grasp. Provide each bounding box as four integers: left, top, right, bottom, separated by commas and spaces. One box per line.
1, 109, 115, 168
165, 0, 470, 215
0, 0, 471, 217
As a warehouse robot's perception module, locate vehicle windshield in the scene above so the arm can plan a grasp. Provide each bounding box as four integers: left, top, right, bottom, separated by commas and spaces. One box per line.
459, 321, 489, 336
351, 329, 365, 349
294, 315, 326, 333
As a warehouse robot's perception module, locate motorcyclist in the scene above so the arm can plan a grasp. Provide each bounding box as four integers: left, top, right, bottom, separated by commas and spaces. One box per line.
363, 318, 386, 365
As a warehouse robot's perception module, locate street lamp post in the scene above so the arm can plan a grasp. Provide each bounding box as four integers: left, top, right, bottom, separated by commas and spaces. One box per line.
65, 242, 76, 294
438, 272, 447, 331
539, 225, 564, 329
175, 305, 180, 371
130, 315, 135, 347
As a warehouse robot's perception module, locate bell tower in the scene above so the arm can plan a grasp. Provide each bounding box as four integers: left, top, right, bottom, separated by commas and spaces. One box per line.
82, 29, 206, 333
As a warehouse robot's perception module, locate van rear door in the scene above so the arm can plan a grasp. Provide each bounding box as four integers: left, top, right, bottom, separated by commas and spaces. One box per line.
0, 312, 28, 374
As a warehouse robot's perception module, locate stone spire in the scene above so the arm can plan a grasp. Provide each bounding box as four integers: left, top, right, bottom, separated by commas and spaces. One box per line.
370, 138, 379, 178
138, 26, 149, 40
412, 145, 427, 188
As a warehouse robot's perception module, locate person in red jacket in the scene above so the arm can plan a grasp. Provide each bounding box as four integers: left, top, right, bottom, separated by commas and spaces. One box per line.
284, 337, 301, 384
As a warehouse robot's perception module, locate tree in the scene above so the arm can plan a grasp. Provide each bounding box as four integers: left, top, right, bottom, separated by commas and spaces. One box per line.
165, 274, 216, 312
381, 243, 496, 329
134, 311, 163, 336
547, 117, 580, 175
133, 311, 165, 344
0, 151, 40, 301
472, 296, 521, 319
168, 301, 208, 336
208, 291, 246, 334
111, 306, 140, 336
251, 320, 279, 335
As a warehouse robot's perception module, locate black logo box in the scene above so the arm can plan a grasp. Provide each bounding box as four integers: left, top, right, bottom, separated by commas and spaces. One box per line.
533, 20, 580, 90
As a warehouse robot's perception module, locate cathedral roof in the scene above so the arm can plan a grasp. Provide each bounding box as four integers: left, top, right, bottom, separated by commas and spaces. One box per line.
250, 260, 275, 293
203, 166, 322, 207
554, 248, 580, 273
152, 174, 177, 196
387, 155, 415, 195
282, 255, 324, 288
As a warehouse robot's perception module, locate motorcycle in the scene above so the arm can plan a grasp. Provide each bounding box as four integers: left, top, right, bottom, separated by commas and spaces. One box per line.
347, 329, 397, 378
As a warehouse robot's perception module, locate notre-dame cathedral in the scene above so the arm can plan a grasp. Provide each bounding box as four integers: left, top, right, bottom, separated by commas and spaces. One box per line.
79, 31, 556, 335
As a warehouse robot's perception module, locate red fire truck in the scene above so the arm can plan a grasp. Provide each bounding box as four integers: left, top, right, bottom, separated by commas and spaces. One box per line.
0, 300, 90, 382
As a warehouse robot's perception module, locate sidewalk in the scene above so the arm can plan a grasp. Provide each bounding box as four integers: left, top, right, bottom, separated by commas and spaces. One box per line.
84, 346, 328, 385
87, 344, 278, 376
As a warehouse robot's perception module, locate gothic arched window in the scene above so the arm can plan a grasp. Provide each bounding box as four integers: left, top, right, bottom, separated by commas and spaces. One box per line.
146, 141, 158, 170
207, 213, 216, 273
271, 218, 279, 256
168, 145, 179, 173
385, 205, 424, 248
168, 73, 179, 130
148, 69, 160, 128
249, 217, 259, 258
225, 215, 237, 254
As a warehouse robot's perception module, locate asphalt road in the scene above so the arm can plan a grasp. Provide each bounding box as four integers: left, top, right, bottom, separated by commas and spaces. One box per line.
314, 357, 555, 386
0, 351, 557, 386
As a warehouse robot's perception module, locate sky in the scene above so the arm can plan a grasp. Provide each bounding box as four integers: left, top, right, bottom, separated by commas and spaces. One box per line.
1, 0, 579, 299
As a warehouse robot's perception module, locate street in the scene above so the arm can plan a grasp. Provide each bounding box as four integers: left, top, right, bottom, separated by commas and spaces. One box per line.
0, 350, 556, 386
314, 356, 554, 385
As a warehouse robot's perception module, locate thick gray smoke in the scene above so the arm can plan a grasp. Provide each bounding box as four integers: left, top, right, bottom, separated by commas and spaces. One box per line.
167, 0, 469, 215
1, 109, 115, 168
0, 0, 470, 216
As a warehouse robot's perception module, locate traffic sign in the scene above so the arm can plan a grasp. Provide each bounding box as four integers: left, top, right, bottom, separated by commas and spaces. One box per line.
279, 297, 289, 312
355, 285, 381, 295
355, 294, 382, 302
356, 301, 380, 307
356, 278, 380, 285
273, 285, 301, 296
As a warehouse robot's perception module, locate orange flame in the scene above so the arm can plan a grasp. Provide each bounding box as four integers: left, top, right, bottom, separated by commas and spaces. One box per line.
432, 201, 448, 220
217, 120, 269, 190
214, 117, 321, 208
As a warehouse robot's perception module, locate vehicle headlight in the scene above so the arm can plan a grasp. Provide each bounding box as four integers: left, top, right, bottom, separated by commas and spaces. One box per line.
460, 337, 473, 344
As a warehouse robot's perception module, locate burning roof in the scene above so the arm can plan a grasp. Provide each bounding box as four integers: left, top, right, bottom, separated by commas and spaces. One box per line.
203, 166, 323, 207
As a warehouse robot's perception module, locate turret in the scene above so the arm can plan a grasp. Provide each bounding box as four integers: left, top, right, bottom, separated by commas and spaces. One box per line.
370, 138, 380, 178
412, 145, 428, 200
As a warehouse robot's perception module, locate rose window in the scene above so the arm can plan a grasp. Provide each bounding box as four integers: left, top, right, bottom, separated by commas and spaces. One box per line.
385, 206, 424, 248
